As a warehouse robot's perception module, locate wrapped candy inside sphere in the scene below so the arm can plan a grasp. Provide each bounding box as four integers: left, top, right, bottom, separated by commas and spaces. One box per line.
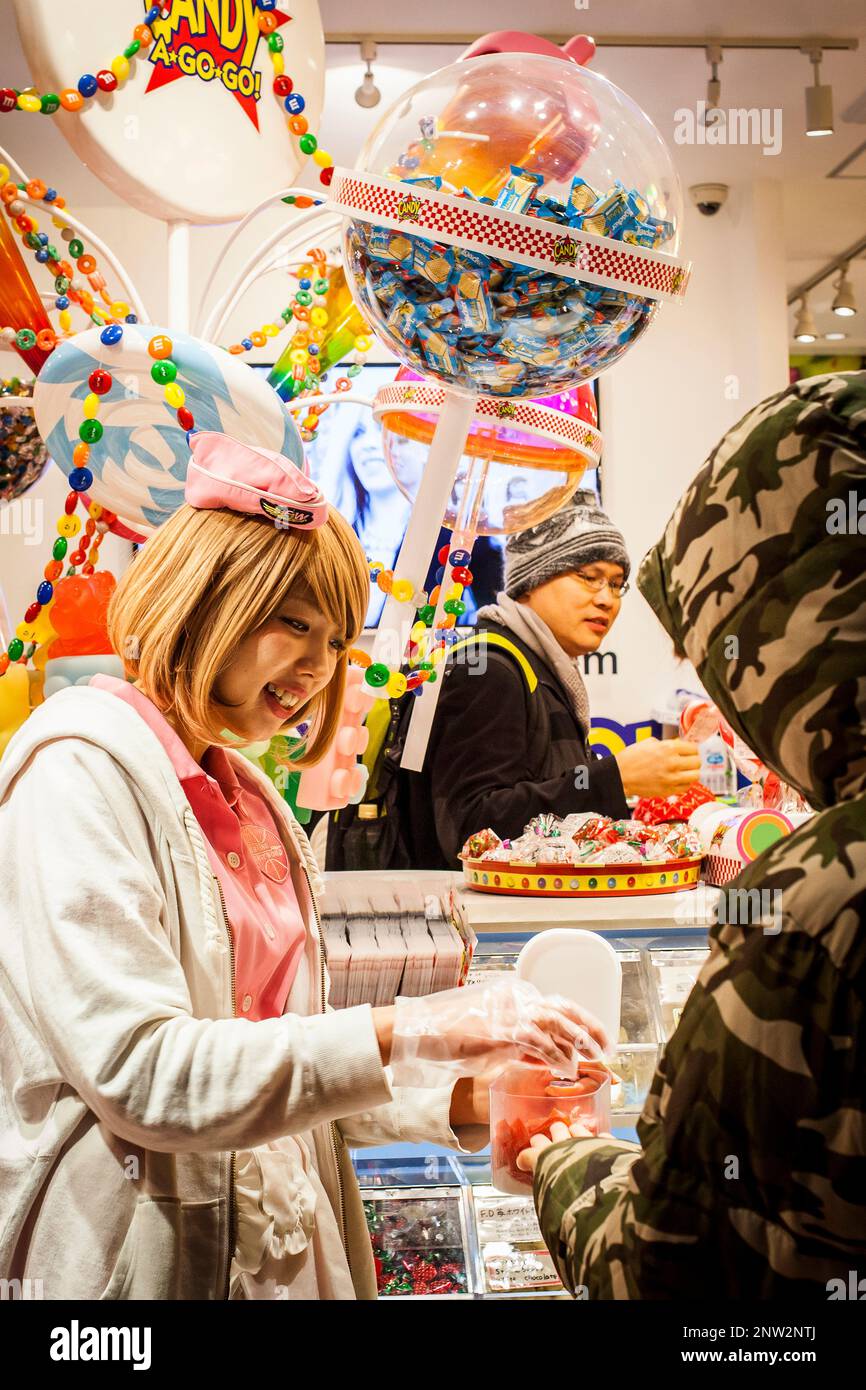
334, 52, 687, 398
376, 368, 601, 536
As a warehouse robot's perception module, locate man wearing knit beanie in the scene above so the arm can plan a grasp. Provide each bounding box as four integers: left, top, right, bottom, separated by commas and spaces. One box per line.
397, 490, 701, 870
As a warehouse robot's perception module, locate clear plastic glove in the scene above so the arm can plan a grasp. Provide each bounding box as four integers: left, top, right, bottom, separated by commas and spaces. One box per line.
389, 979, 609, 1089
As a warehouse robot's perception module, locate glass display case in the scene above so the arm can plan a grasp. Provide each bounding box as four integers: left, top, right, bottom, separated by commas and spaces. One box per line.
354, 928, 711, 1298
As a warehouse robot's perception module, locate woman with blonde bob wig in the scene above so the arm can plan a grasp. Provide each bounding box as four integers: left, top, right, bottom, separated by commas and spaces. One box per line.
0, 430, 598, 1302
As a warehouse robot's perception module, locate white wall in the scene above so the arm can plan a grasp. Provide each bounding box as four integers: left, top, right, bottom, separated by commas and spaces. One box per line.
585, 179, 790, 743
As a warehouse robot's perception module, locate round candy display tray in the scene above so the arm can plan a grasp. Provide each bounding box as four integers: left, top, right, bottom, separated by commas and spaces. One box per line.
462, 856, 702, 897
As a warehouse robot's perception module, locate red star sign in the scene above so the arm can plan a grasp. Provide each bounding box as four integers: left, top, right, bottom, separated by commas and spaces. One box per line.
144, 2, 292, 131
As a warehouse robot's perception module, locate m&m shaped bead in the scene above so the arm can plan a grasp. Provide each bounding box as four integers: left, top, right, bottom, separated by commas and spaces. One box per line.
365, 663, 390, 689
148, 334, 173, 359
88, 369, 112, 395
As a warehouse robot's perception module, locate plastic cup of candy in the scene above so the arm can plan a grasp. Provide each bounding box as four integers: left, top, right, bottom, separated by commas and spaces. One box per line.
490, 1063, 612, 1195
336, 52, 686, 398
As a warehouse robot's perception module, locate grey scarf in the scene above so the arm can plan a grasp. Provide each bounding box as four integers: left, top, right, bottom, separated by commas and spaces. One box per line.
475, 591, 591, 740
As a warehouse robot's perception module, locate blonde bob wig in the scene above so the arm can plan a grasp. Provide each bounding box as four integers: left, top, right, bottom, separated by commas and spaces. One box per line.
108, 503, 370, 765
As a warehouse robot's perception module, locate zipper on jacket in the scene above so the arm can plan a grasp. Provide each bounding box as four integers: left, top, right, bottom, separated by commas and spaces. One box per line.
214, 876, 238, 1300
300, 858, 350, 1268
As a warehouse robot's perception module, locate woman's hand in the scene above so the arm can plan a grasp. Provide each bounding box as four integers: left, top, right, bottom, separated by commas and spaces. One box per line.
389, 979, 609, 1088
448, 1067, 503, 1130
371, 1006, 394, 1066
614, 736, 701, 799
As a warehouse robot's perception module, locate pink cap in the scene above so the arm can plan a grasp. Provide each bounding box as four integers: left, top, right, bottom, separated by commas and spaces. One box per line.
185, 431, 328, 531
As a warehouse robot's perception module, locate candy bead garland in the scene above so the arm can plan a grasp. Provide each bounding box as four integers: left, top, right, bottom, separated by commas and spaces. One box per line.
0, 490, 115, 678
0, 166, 135, 349
254, 1, 335, 190
145, 331, 197, 433
346, 551, 474, 699
228, 247, 372, 446
0, 8, 162, 117
0, 325, 196, 681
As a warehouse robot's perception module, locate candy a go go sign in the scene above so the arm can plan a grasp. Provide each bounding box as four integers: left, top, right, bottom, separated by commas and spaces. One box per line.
10, 0, 325, 223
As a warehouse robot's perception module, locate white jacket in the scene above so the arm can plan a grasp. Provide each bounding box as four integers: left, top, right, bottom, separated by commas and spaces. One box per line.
0, 686, 475, 1300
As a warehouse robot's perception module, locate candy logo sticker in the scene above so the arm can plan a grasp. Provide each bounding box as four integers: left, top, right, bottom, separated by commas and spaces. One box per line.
260, 499, 315, 526
495, 401, 517, 419
145, 0, 292, 130
670, 266, 687, 294
552, 236, 581, 266
396, 194, 422, 223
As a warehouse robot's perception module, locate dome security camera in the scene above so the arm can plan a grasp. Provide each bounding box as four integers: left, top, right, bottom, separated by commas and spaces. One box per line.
690, 183, 729, 216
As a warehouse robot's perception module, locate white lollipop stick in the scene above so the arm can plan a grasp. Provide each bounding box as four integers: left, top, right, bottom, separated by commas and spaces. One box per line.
401, 457, 489, 772
371, 389, 475, 675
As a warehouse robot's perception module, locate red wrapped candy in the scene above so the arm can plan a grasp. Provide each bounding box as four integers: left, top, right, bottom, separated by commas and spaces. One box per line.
634, 783, 716, 825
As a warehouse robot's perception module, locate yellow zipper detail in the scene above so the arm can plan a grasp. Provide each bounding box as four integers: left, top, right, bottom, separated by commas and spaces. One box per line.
300, 856, 350, 1267
214, 876, 238, 1301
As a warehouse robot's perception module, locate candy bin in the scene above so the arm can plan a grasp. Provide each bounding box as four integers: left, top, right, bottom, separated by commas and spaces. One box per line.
376, 368, 601, 537
329, 51, 688, 769
333, 52, 687, 399
490, 1063, 612, 1195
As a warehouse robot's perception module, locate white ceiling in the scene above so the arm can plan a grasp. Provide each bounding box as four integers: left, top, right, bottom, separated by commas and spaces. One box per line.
1, 1, 864, 349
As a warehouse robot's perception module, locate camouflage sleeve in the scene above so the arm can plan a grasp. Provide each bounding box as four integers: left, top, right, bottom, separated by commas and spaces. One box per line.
533, 813, 866, 1300
533, 1135, 642, 1296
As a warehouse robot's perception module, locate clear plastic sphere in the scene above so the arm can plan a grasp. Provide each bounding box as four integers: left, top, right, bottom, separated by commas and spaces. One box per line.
380, 370, 599, 536
342, 52, 683, 397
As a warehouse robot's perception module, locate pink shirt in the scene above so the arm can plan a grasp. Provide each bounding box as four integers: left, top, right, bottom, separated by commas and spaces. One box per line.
90, 676, 306, 1022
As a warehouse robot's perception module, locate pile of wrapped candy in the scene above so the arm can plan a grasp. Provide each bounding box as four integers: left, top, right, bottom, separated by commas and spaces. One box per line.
0, 380, 48, 504
346, 164, 672, 395
363, 1199, 468, 1297
633, 782, 716, 826
461, 811, 703, 867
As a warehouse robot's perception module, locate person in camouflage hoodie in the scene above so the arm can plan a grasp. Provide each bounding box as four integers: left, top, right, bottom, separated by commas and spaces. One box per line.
527, 371, 866, 1299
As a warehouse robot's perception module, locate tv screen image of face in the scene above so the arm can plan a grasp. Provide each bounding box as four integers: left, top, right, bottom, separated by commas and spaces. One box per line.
256, 363, 599, 626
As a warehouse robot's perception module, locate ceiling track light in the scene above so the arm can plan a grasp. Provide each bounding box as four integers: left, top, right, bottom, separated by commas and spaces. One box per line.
705, 43, 722, 116
793, 297, 817, 343
354, 39, 381, 109
804, 47, 834, 136
831, 263, 857, 316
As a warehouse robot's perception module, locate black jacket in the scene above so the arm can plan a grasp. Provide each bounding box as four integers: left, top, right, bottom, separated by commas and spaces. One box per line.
398, 621, 628, 869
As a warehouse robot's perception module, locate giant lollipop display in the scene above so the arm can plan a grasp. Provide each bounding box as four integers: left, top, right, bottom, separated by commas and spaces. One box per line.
376, 368, 601, 536
329, 51, 689, 766
33, 322, 303, 539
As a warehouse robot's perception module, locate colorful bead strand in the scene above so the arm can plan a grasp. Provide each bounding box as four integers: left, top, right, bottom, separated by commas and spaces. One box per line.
0, 8, 162, 117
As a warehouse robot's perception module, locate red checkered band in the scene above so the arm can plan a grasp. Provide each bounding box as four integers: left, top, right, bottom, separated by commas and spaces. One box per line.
703, 855, 745, 887
329, 169, 691, 303
372, 381, 603, 466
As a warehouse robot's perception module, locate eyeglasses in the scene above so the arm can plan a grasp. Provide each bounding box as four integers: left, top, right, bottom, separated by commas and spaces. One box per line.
573, 570, 630, 598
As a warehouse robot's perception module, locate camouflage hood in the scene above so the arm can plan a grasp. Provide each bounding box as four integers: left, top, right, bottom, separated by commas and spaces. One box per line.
638, 372, 866, 811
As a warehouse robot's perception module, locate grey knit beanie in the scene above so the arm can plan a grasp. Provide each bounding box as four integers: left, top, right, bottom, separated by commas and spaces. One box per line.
504, 489, 630, 599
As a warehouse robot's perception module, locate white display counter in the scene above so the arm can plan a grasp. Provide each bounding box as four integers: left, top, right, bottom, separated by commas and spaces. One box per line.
323, 869, 720, 937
